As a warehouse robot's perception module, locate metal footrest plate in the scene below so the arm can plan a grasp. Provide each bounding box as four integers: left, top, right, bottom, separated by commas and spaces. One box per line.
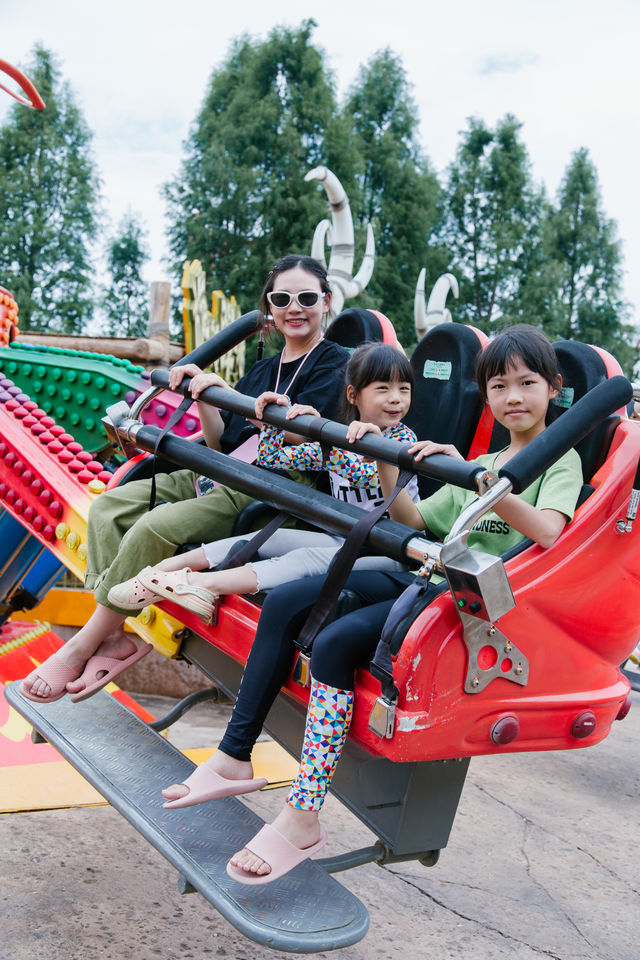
5, 684, 369, 953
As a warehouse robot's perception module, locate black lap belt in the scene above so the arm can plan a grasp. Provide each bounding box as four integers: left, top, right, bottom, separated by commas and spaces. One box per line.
148, 394, 193, 512
295, 469, 414, 655
370, 576, 435, 703
214, 509, 290, 570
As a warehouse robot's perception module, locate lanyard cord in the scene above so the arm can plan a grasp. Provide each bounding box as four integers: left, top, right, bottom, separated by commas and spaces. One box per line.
273, 336, 324, 398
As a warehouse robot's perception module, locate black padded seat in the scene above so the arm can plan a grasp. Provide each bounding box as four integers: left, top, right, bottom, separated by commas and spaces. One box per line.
325, 308, 389, 348
553, 340, 618, 481
406, 322, 486, 498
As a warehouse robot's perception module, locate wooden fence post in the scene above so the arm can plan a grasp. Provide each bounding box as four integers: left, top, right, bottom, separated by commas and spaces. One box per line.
146, 281, 172, 366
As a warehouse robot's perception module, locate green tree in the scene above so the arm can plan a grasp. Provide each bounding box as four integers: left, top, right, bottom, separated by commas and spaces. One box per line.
102, 212, 149, 337
442, 115, 544, 332
164, 20, 356, 326
543, 148, 636, 371
343, 50, 447, 345
0, 46, 101, 332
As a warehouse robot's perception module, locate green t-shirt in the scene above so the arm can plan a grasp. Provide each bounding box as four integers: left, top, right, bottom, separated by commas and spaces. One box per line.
416, 447, 583, 557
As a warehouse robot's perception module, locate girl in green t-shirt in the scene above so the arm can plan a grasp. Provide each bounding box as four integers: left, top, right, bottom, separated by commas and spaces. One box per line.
378, 325, 583, 549
224, 324, 583, 886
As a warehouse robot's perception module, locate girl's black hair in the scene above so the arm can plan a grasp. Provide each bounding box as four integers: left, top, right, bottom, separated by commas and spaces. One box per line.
258, 255, 331, 331
476, 325, 562, 400
338, 341, 414, 424
475, 324, 562, 424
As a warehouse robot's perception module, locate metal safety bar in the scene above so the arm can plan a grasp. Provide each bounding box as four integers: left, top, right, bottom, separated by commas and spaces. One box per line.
146, 369, 489, 494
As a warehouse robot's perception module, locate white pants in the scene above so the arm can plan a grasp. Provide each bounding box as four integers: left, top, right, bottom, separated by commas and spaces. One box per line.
202, 528, 408, 592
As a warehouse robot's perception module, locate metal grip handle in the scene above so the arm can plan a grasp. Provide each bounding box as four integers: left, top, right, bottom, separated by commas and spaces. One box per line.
168, 310, 261, 371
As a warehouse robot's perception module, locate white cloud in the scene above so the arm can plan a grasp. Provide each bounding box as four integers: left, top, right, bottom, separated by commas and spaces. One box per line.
477, 52, 540, 76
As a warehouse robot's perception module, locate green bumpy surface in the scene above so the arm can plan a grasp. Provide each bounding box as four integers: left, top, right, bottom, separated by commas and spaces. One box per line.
0, 343, 146, 453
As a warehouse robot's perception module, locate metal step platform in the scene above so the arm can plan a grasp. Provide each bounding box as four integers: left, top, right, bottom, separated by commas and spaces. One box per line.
4, 683, 370, 953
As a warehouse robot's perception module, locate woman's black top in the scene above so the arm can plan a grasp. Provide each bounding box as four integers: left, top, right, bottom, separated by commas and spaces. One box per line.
218, 340, 350, 455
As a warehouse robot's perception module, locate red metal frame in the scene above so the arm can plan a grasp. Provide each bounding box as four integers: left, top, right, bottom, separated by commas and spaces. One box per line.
158, 411, 639, 763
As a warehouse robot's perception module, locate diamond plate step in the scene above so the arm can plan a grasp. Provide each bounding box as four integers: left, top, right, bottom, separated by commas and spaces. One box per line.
4, 684, 369, 953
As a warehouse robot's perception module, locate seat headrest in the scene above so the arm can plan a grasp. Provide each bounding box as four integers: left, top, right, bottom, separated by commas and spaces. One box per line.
325, 308, 392, 348
553, 340, 619, 480
407, 322, 486, 497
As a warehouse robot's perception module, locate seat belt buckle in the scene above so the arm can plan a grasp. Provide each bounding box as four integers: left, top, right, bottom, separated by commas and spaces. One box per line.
293, 652, 311, 688
368, 696, 396, 739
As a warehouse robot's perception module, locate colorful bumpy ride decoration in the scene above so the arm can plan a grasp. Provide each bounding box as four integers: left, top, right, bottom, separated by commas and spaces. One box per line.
181, 260, 244, 383
0, 341, 200, 455
0, 288, 19, 346
0, 370, 193, 657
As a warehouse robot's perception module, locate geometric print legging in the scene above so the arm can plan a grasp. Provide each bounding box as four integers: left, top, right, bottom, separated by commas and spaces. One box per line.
286, 678, 355, 812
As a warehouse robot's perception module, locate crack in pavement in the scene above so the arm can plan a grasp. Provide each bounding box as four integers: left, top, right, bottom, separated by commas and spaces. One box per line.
473, 781, 640, 898
520, 818, 595, 951
432, 877, 529, 903
382, 865, 569, 960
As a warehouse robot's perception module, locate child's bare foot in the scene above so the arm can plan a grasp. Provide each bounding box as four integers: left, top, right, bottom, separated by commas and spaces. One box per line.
229, 805, 322, 878
162, 750, 256, 803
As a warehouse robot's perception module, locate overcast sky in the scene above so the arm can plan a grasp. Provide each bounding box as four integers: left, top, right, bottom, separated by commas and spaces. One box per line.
3, 0, 640, 335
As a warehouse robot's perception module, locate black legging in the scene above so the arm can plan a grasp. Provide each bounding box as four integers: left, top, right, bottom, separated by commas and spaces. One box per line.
218, 569, 414, 761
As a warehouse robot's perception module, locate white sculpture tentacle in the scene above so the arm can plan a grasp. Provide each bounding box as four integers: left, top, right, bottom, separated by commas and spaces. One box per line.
310, 220, 331, 270
305, 166, 375, 316
415, 271, 459, 341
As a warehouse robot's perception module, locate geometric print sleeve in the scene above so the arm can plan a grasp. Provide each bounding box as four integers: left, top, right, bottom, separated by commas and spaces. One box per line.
256, 423, 324, 472
256, 419, 417, 490
322, 421, 417, 489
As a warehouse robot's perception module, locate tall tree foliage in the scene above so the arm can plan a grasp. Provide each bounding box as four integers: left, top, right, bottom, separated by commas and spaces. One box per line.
343, 51, 446, 344
543, 148, 635, 370
442, 115, 543, 331
165, 25, 635, 366
164, 20, 355, 319
0, 47, 100, 332
102, 212, 149, 337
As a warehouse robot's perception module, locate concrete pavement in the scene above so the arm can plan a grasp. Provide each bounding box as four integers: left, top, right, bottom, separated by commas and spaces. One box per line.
1, 686, 638, 960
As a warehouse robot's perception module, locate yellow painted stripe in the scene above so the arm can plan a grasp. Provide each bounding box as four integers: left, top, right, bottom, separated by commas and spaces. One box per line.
0, 740, 296, 813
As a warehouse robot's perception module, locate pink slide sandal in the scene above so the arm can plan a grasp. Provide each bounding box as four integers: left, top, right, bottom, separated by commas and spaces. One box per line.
226, 824, 327, 885
163, 764, 268, 809
69, 642, 152, 703
19, 653, 81, 703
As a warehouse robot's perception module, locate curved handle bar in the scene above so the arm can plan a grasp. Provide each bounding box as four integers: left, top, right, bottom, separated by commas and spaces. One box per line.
172, 310, 261, 371
498, 375, 633, 494
150, 368, 487, 492
0, 59, 46, 110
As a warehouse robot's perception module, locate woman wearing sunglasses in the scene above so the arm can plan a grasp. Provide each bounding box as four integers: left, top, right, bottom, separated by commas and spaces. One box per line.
21, 255, 350, 704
